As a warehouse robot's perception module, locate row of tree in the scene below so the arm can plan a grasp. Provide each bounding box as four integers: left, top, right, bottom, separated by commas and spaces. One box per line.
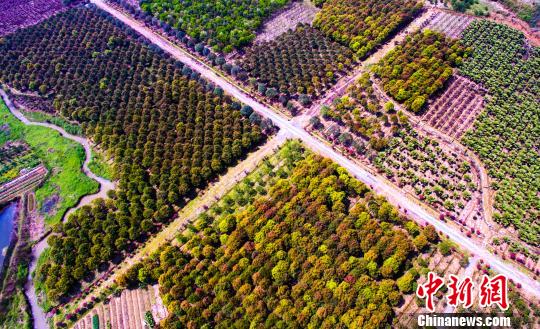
0, 7, 266, 303
313, 0, 423, 58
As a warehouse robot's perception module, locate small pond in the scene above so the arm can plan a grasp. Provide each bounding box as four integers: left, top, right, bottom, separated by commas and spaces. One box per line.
0, 202, 17, 273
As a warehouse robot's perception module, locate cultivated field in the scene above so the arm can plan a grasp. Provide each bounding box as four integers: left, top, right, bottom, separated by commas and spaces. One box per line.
0, 0, 67, 36
254, 0, 320, 43
423, 10, 476, 38
242, 25, 355, 110
422, 75, 486, 138
313, 0, 423, 58
73, 285, 167, 329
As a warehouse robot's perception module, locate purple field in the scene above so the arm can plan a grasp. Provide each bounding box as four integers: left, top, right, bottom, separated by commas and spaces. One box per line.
0, 0, 67, 36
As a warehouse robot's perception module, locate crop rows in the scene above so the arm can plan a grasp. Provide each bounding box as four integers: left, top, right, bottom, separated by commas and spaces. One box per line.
0, 6, 265, 303
423, 11, 475, 38
422, 75, 485, 138
73, 285, 167, 329
254, 0, 320, 44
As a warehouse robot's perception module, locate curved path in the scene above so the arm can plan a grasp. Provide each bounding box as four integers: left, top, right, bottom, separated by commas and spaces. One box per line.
1, 88, 116, 329
92, 0, 540, 298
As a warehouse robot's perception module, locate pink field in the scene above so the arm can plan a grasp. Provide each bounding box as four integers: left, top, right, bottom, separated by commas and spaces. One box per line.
423, 75, 486, 139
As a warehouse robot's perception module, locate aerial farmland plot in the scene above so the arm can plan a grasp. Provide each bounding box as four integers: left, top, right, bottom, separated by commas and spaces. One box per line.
422, 75, 486, 138
0, 0, 539, 328
423, 10, 476, 39
0, 0, 74, 36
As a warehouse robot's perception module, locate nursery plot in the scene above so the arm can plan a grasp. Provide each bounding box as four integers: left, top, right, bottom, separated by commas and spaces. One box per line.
423, 11, 476, 38
373, 29, 468, 113
373, 128, 479, 217
241, 25, 355, 108
0, 7, 265, 303
0, 0, 69, 36
138, 0, 291, 53
459, 20, 540, 246
254, 0, 320, 43
115, 141, 445, 328
316, 74, 479, 218
313, 0, 423, 58
422, 75, 486, 138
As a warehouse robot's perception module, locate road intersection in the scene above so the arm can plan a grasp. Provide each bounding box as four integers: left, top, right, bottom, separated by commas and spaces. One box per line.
92, 0, 540, 298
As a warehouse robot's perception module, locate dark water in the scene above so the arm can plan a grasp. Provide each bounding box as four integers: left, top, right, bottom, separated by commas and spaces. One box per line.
0, 202, 17, 272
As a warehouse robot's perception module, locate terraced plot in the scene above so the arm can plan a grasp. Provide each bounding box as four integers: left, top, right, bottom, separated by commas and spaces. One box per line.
73, 285, 167, 329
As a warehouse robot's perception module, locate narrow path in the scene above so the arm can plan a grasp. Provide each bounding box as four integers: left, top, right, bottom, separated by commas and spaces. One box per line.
25, 238, 48, 329
92, 0, 540, 298
0, 88, 116, 329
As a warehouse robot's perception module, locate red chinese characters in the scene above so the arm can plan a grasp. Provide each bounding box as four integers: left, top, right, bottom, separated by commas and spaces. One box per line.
479, 274, 509, 310
417, 273, 510, 312
446, 274, 474, 309
416, 272, 444, 312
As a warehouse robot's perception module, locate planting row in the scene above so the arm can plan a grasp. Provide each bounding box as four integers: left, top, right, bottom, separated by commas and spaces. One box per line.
422, 75, 485, 138
422, 11, 475, 39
